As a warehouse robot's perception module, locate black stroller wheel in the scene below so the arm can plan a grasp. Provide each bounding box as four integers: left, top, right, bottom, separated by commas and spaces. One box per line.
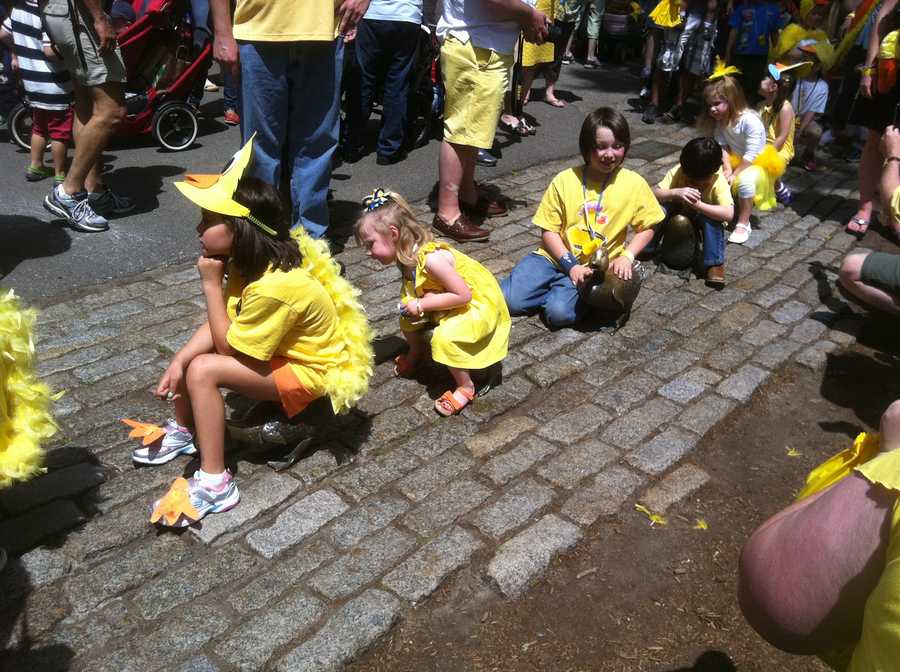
8, 103, 31, 151
152, 102, 198, 151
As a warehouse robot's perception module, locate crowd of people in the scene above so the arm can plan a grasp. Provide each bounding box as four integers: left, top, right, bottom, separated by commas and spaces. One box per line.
1, 0, 900, 667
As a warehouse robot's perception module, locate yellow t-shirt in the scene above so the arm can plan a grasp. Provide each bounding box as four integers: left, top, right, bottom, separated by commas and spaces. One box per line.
891, 186, 900, 229
760, 103, 795, 163
657, 165, 734, 227
233, 0, 336, 42
225, 265, 346, 396
533, 165, 665, 267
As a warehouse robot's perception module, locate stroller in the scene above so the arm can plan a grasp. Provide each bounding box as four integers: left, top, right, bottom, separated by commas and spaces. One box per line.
6, 0, 211, 152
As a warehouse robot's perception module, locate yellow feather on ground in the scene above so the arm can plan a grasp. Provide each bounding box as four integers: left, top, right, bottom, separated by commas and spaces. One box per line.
0, 289, 57, 488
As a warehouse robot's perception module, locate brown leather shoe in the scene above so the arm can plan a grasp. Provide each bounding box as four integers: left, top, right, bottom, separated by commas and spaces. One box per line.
460, 194, 508, 218
706, 264, 726, 286
432, 213, 490, 241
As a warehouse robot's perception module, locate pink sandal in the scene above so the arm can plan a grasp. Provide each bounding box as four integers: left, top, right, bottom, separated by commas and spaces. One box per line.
434, 387, 475, 417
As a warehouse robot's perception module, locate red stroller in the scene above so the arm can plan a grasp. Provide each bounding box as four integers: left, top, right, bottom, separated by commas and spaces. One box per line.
6, 0, 211, 151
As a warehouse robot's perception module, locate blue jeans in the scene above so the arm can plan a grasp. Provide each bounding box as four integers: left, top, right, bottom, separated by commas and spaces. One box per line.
239, 40, 343, 238
347, 18, 419, 158
647, 212, 726, 267
188, 0, 239, 112
500, 253, 588, 329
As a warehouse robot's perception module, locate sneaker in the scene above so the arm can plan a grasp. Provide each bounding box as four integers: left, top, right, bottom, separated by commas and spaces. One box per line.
132, 419, 197, 465
476, 148, 498, 167
44, 185, 109, 232
775, 182, 793, 205
26, 166, 53, 182
223, 108, 240, 126
642, 103, 657, 124
150, 471, 240, 528
639, 85, 651, 99
89, 188, 136, 216
562, 53, 573, 64
204, 78, 219, 92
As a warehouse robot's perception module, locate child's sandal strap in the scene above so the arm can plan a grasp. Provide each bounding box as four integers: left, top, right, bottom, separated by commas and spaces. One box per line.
434, 387, 475, 416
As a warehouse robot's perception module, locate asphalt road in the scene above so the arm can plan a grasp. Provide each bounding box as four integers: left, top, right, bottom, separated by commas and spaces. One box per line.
1, 61, 639, 303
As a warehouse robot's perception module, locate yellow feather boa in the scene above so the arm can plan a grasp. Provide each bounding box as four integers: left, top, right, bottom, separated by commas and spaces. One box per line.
0, 289, 56, 487
291, 231, 374, 415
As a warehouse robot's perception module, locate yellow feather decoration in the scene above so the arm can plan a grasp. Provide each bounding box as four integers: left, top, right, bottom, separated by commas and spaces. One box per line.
707, 57, 741, 82
635, 503, 668, 527
0, 289, 57, 488
796, 432, 881, 501
649, 0, 682, 28
290, 229, 374, 415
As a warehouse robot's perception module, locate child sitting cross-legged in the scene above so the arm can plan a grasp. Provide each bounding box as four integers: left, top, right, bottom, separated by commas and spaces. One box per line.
501, 107, 665, 329
128, 138, 373, 528
652, 137, 736, 286
355, 189, 510, 416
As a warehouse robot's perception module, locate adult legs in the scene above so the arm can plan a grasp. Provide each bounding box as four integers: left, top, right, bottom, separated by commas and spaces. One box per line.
378, 20, 419, 159
346, 18, 382, 154
437, 140, 478, 221
848, 129, 881, 229
287, 39, 342, 237
67, 82, 125, 195
838, 250, 900, 315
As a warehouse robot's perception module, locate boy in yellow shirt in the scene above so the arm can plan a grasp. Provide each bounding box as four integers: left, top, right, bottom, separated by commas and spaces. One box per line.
652, 137, 735, 285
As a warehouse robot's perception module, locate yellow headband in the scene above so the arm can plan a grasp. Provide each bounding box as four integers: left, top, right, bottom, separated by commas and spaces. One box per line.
707, 57, 741, 82
174, 134, 277, 236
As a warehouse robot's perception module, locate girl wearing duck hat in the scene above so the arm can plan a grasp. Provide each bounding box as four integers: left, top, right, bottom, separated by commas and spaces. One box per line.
126, 137, 373, 528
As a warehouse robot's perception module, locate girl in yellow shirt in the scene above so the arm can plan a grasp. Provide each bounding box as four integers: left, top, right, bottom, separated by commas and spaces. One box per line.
758, 65, 797, 204
126, 138, 372, 528
355, 189, 510, 416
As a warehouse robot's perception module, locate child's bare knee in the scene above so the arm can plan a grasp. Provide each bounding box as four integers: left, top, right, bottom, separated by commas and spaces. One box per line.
185, 354, 218, 387
881, 399, 900, 433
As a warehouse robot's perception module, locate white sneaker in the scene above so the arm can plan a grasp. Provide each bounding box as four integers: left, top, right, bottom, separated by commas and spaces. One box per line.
728, 222, 752, 244
204, 78, 219, 92
132, 419, 197, 465
150, 471, 240, 528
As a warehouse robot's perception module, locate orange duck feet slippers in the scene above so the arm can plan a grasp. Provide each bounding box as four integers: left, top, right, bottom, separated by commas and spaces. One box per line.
122, 418, 166, 445
435, 387, 475, 417
150, 477, 200, 527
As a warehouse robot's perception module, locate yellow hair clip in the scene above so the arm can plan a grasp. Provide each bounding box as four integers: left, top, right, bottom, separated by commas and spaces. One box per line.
706, 57, 742, 82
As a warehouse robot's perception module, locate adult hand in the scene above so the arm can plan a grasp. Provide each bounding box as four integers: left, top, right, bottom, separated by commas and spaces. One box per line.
860, 73, 873, 99
569, 264, 593, 288
198, 255, 227, 286
94, 14, 116, 55
610, 255, 633, 280
213, 33, 240, 79
523, 8, 549, 44
156, 360, 184, 400
883, 126, 900, 157
343, 26, 358, 43
337, 0, 369, 36
676, 187, 701, 205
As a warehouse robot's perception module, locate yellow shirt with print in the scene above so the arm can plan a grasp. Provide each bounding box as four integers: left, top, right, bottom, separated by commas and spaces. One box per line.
533, 165, 665, 267
225, 265, 347, 396
234, 0, 336, 42
657, 165, 734, 227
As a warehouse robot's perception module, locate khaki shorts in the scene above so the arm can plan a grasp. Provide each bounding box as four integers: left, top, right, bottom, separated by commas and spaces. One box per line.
440, 35, 512, 150
41, 0, 126, 87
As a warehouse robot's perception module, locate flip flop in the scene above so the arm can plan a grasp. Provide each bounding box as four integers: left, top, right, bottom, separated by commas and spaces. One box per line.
845, 217, 870, 240
435, 387, 475, 417
545, 97, 566, 108
499, 118, 530, 137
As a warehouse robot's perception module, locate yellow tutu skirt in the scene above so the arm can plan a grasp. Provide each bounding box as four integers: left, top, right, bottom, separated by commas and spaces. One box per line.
728, 144, 787, 211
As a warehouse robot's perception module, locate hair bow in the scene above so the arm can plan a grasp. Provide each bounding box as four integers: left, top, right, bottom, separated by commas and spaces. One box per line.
362, 188, 392, 212
707, 57, 742, 82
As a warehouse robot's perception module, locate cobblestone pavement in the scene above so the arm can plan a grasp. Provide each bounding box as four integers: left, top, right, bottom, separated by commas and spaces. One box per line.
0, 107, 868, 671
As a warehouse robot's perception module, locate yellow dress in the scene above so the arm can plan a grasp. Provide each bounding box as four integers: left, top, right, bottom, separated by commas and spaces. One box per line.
760, 103, 795, 164
523, 0, 556, 67
400, 242, 511, 370
797, 435, 900, 671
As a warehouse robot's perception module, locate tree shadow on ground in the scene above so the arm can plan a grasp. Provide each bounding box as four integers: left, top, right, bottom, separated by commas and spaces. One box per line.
665, 650, 738, 671
0, 216, 71, 279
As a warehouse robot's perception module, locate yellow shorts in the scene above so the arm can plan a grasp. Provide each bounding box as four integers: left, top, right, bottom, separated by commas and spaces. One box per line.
440, 35, 512, 150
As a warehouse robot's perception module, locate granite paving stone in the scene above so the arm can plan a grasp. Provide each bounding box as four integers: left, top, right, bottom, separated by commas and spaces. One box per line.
272, 590, 402, 672
602, 398, 680, 449
472, 478, 556, 539
326, 494, 410, 549
481, 435, 558, 485
752, 338, 804, 369
466, 415, 538, 458
403, 478, 492, 535
397, 450, 474, 502
246, 488, 349, 559
626, 427, 700, 475
740, 319, 788, 346
790, 317, 829, 344
593, 371, 662, 413
487, 514, 582, 597
536, 404, 612, 443
640, 464, 710, 513
676, 395, 736, 435
771, 300, 812, 325
536, 439, 619, 488
658, 376, 707, 404
796, 340, 839, 369
561, 465, 645, 526
717, 364, 771, 402
383, 527, 483, 603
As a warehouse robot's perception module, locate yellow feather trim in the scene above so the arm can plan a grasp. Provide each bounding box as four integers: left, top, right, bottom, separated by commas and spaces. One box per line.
707, 57, 741, 82
796, 432, 881, 501
0, 289, 56, 488
290, 231, 374, 415
727, 144, 786, 178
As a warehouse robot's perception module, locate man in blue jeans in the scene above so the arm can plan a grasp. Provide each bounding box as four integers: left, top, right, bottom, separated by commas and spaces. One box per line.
345, 0, 422, 165
210, 0, 369, 239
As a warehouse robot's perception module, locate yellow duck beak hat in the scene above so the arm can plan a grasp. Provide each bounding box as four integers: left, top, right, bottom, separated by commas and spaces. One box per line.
768, 60, 813, 80
174, 133, 277, 236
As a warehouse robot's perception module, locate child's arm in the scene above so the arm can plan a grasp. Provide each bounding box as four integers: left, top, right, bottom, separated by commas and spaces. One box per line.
541, 229, 594, 287
721, 146, 734, 181
0, 24, 13, 48
198, 256, 235, 356
653, 184, 702, 206
772, 102, 794, 151
403, 250, 473, 316
690, 198, 735, 222
609, 228, 655, 280
155, 322, 214, 399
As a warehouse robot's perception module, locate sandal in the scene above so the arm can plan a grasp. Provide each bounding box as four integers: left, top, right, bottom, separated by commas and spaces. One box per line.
845, 216, 870, 240
435, 387, 475, 417
499, 118, 529, 137
518, 118, 537, 135
394, 351, 425, 377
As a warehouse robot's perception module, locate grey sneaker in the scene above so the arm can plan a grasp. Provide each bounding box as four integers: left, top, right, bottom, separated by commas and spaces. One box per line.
89, 188, 135, 216
132, 419, 197, 465
43, 185, 109, 232
150, 470, 240, 527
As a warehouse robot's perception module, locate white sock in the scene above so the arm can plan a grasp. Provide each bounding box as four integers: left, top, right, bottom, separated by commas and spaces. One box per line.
198, 469, 226, 488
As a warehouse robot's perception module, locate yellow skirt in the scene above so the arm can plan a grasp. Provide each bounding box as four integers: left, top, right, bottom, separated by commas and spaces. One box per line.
728, 144, 786, 211
523, 0, 556, 66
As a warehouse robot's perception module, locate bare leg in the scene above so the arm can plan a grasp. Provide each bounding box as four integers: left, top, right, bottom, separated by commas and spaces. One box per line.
586, 38, 598, 63
881, 400, 900, 451
437, 140, 478, 221
643, 32, 656, 73
838, 250, 900, 315
65, 82, 125, 196
30, 133, 48, 170
50, 140, 67, 177
649, 69, 666, 107
544, 72, 565, 107
447, 366, 475, 406
401, 328, 427, 363
184, 353, 280, 474
848, 130, 881, 230
736, 195, 753, 227
519, 65, 536, 109
676, 70, 695, 108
